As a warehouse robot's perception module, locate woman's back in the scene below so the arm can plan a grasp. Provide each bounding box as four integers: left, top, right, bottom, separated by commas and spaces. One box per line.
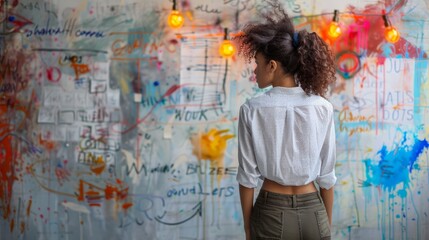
237, 86, 336, 190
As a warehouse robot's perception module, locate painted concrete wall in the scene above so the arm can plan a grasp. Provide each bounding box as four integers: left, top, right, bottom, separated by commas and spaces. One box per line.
1, 0, 429, 239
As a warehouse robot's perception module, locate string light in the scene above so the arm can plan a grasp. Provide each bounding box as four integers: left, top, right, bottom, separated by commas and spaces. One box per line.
173, 9, 402, 48
167, 0, 184, 29
327, 10, 341, 40
382, 12, 400, 43
219, 28, 235, 58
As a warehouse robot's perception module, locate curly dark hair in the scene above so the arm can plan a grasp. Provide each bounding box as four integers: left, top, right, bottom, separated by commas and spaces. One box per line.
234, 0, 336, 97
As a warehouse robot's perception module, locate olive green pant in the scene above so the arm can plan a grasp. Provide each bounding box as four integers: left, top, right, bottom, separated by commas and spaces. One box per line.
250, 190, 331, 240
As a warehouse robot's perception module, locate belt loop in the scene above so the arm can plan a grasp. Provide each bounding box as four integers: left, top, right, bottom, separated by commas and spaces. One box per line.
317, 191, 322, 203
264, 191, 268, 204
292, 195, 297, 208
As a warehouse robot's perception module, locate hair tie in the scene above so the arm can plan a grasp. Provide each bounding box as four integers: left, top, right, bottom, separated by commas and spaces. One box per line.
292, 32, 299, 48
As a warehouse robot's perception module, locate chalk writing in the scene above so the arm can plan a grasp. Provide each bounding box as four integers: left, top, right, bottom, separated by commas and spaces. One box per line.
195, 4, 221, 14
166, 183, 234, 198
25, 19, 105, 38
126, 163, 174, 176
338, 108, 374, 136
186, 164, 237, 176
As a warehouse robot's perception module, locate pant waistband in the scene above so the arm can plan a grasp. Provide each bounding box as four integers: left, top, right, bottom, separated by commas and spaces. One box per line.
257, 190, 323, 208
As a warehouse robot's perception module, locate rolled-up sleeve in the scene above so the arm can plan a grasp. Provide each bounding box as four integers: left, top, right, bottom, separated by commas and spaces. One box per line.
236, 103, 261, 188
316, 107, 337, 189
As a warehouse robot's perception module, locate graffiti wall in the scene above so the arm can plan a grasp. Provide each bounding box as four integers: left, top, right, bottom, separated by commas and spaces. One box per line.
1, 0, 428, 239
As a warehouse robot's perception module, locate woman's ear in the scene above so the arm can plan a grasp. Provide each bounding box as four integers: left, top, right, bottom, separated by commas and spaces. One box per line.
268, 60, 278, 73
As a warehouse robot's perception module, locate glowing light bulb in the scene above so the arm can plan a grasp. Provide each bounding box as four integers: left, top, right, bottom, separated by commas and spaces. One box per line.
382, 13, 400, 43
326, 10, 341, 40
384, 26, 400, 43
219, 40, 235, 58
168, 10, 184, 29
327, 21, 341, 39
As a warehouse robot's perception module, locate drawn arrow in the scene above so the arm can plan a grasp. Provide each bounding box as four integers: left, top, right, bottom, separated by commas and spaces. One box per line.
154, 201, 202, 226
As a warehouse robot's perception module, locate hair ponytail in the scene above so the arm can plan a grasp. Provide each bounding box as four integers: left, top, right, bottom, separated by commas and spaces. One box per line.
235, 0, 336, 97
295, 30, 336, 98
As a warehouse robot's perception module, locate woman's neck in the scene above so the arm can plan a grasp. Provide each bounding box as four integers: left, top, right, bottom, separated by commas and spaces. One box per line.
271, 74, 297, 88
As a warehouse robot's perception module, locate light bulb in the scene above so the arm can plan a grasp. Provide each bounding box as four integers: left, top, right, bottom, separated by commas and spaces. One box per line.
168, 10, 184, 29
382, 13, 400, 43
327, 21, 341, 39
385, 26, 400, 43
219, 40, 235, 58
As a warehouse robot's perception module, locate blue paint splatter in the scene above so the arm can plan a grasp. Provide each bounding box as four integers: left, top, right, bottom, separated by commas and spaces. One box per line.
362, 132, 429, 192
154, 81, 160, 86
397, 189, 407, 198
381, 43, 394, 57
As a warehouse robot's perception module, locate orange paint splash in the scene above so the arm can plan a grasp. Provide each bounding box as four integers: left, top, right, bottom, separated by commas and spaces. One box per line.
38, 134, 57, 152
20, 221, 25, 233
71, 62, 90, 80
90, 156, 106, 175
58, 55, 90, 80
10, 218, 14, 232
76, 179, 131, 209
122, 202, 133, 210
26, 199, 32, 216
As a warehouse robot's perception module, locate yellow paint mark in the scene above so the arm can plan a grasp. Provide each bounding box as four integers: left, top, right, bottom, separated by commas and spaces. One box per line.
392, 104, 402, 110
186, 11, 194, 21
119, 78, 130, 94
191, 129, 234, 184
191, 129, 234, 160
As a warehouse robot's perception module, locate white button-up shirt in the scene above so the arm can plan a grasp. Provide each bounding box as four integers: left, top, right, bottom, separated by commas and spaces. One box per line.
237, 86, 337, 189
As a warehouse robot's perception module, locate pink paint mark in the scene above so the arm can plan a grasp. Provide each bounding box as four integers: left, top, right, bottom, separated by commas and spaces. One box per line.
376, 57, 386, 66
375, 64, 378, 135
46, 67, 62, 83
40, 214, 43, 219
360, 76, 366, 88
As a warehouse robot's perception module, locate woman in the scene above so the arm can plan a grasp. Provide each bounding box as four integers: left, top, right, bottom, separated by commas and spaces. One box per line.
235, 1, 337, 240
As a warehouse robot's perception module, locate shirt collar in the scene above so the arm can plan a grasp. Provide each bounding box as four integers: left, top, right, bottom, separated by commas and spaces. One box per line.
269, 86, 305, 95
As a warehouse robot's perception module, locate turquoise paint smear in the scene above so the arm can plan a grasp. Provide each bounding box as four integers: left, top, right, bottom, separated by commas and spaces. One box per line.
363, 132, 429, 192
413, 60, 428, 126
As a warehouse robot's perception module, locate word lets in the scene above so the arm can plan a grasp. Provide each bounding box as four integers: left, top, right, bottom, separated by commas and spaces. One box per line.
167, 183, 234, 198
